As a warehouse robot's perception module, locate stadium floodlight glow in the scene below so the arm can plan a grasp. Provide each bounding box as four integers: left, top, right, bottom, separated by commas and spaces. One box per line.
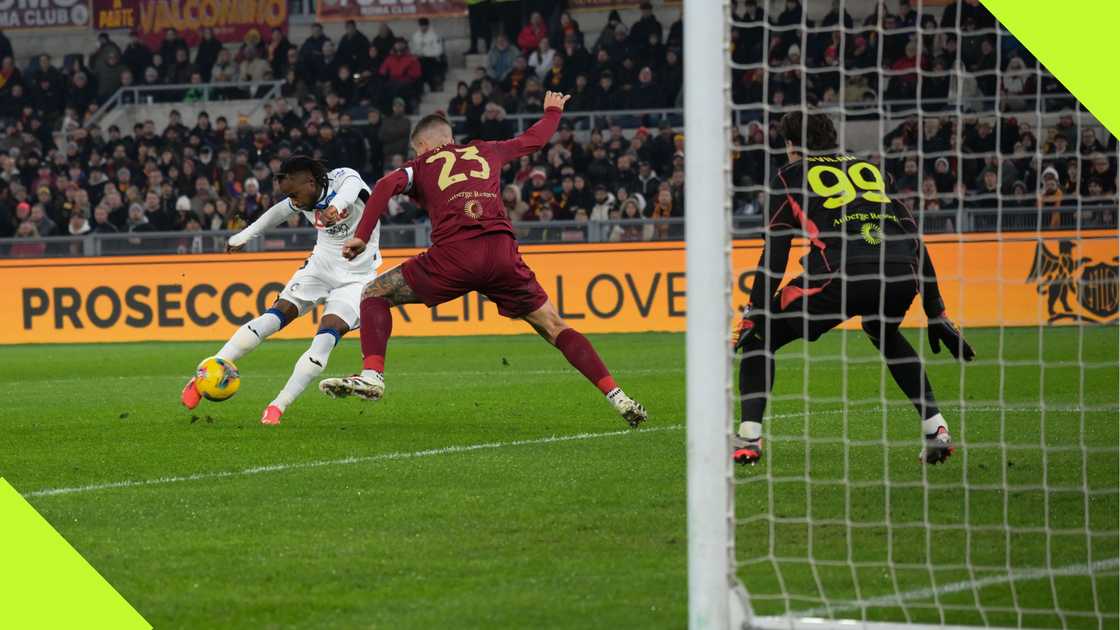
687, 0, 1119, 629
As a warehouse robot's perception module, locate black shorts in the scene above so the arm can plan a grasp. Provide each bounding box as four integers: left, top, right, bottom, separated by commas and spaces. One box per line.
769, 263, 920, 341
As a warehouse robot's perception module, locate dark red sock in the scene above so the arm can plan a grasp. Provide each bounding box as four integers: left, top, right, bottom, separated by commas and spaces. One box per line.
360, 297, 393, 372
554, 328, 618, 394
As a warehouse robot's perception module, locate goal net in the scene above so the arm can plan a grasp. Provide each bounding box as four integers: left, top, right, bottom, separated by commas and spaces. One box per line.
685, 1, 1120, 629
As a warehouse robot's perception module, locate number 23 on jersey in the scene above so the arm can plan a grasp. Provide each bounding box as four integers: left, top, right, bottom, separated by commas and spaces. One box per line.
806, 161, 891, 209
426, 146, 492, 191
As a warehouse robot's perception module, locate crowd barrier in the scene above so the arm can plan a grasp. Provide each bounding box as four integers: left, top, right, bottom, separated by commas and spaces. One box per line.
0, 230, 1115, 344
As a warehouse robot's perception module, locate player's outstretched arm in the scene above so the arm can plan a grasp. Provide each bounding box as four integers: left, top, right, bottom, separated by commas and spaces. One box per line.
492, 91, 571, 162
346, 169, 411, 260
226, 201, 295, 252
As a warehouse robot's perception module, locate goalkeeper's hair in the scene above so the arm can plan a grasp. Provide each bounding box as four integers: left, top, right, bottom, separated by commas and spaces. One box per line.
278, 155, 329, 196
411, 113, 453, 142
779, 112, 839, 152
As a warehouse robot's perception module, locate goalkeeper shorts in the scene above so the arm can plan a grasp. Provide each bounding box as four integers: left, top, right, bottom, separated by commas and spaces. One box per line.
769, 263, 920, 341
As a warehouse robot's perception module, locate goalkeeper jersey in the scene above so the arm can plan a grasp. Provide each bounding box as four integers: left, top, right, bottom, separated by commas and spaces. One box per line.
749, 154, 933, 310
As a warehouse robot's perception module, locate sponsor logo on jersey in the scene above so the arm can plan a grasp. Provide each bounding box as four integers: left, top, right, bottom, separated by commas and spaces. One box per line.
464, 200, 483, 219
1027, 240, 1119, 324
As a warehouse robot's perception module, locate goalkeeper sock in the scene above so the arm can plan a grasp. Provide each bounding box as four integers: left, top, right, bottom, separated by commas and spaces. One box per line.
921, 413, 948, 436
217, 308, 286, 362
273, 330, 338, 411
554, 328, 617, 394
360, 296, 393, 373
737, 420, 762, 441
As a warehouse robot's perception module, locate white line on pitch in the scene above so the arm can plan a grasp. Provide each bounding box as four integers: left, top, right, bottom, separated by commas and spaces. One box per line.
20, 407, 833, 499
797, 557, 1120, 617
21, 425, 682, 498
17, 404, 1116, 499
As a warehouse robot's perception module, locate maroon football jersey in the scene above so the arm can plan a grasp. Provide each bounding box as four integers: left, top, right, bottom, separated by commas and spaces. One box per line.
356, 108, 562, 246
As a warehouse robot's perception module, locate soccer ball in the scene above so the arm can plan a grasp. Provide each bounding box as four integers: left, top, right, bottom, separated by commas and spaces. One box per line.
195, 356, 241, 402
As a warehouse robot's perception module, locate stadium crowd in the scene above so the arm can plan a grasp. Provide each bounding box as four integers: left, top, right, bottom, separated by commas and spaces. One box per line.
0, 0, 1115, 254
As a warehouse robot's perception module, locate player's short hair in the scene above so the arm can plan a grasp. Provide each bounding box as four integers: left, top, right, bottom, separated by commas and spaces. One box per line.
779, 112, 838, 152
278, 154, 329, 196
411, 113, 454, 143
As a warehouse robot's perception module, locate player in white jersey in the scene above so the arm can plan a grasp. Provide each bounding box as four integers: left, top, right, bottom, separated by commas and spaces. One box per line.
179, 156, 381, 425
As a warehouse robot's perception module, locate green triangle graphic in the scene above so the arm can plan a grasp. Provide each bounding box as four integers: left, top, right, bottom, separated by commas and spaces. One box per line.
0, 478, 150, 629
982, 0, 1120, 135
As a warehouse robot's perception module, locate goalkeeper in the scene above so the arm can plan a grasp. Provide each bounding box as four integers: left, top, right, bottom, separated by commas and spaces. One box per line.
734, 112, 974, 466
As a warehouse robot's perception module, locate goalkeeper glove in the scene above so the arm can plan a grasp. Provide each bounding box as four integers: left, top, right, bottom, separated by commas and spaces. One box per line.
926, 305, 975, 361
733, 305, 764, 351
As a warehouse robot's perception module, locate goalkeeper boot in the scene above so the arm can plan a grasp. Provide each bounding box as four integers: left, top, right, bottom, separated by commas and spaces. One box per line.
732, 436, 763, 465
733, 421, 763, 465
180, 376, 201, 410
319, 372, 385, 402
607, 388, 647, 428
919, 425, 955, 465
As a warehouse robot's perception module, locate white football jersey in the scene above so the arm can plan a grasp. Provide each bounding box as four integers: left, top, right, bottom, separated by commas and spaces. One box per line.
293, 168, 380, 277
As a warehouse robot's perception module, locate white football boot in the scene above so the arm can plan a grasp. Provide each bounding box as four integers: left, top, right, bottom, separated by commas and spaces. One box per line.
319, 372, 385, 401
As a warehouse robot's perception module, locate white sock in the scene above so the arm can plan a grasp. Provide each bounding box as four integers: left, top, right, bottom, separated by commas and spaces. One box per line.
217, 311, 284, 362
737, 420, 762, 441
360, 369, 383, 380
272, 332, 337, 411
921, 413, 948, 436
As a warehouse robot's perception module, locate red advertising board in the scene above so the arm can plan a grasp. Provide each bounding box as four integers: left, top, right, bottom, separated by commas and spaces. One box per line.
0, 0, 91, 30
317, 0, 465, 22
91, 0, 287, 48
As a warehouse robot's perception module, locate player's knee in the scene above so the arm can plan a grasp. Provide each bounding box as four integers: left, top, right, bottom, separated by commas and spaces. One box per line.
268, 301, 299, 327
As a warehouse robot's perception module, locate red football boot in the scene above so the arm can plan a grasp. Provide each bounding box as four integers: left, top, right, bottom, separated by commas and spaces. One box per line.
260, 405, 283, 426
181, 377, 202, 410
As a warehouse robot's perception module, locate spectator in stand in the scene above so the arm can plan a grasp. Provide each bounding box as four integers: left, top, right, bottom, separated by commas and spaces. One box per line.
159, 28, 188, 73
501, 55, 530, 98
194, 28, 223, 81
479, 102, 512, 141
594, 10, 624, 51
528, 37, 555, 79
122, 30, 152, 79
487, 33, 518, 82
168, 47, 192, 84
211, 48, 236, 83
379, 39, 422, 111
448, 81, 470, 115
629, 2, 663, 55
465, 0, 490, 55
267, 27, 293, 78
553, 11, 583, 47
540, 52, 567, 92
371, 23, 396, 56
299, 22, 329, 72
380, 97, 411, 160
337, 20, 370, 71
410, 18, 445, 92
0, 55, 22, 96
91, 32, 122, 75
0, 28, 11, 62
239, 44, 270, 83
518, 12, 548, 53
649, 188, 675, 239
630, 66, 662, 109
1037, 165, 1064, 225
93, 50, 125, 102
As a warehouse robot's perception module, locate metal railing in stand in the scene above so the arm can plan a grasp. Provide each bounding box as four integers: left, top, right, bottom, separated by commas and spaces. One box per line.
1, 211, 1115, 259
83, 80, 286, 130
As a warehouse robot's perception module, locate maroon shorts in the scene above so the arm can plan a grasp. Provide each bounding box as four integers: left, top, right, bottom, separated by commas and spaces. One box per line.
401, 232, 549, 318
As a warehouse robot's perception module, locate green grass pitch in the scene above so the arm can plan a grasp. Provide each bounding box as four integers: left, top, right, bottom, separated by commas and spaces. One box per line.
0, 328, 1116, 629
